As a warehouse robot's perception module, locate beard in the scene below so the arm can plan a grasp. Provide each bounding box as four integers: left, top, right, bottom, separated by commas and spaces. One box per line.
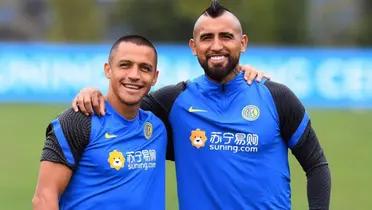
198, 55, 240, 82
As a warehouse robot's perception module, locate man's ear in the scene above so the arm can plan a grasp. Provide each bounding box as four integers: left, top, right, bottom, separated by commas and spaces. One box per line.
151, 69, 159, 86
189, 38, 197, 55
104, 63, 111, 79
241, 34, 248, 52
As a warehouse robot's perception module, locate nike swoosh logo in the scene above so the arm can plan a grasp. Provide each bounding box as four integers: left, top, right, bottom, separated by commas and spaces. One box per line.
188, 106, 207, 113
105, 132, 117, 139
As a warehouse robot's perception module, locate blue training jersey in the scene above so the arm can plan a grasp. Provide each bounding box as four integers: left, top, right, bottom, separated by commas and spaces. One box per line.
142, 71, 330, 209
167, 73, 308, 210
42, 101, 167, 210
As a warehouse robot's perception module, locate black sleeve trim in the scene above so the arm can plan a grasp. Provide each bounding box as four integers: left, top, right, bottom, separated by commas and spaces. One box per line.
141, 82, 187, 161
40, 124, 72, 169
264, 80, 305, 144
292, 122, 331, 210
40, 108, 91, 170
265, 80, 331, 209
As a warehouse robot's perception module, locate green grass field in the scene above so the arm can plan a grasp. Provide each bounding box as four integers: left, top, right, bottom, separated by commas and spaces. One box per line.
0, 104, 371, 210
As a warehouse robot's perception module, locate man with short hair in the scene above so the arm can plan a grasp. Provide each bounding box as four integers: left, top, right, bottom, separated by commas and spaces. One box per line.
32, 35, 167, 210
74, 1, 331, 209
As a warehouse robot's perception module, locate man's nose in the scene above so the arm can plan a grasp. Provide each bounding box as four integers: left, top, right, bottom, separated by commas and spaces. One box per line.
210, 38, 223, 51
128, 66, 140, 80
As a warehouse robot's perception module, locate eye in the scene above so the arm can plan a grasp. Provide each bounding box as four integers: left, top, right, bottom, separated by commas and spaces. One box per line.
119, 62, 131, 69
141, 66, 151, 72
140, 64, 153, 72
221, 34, 233, 40
200, 34, 213, 41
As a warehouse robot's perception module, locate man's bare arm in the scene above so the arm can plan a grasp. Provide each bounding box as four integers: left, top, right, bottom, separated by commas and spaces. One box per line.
32, 161, 72, 210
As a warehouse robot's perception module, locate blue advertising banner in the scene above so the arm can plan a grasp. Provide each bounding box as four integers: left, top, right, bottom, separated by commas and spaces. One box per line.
0, 42, 371, 108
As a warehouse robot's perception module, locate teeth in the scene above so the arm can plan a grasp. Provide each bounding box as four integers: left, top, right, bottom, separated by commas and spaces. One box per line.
123, 84, 140, 89
210, 55, 225, 61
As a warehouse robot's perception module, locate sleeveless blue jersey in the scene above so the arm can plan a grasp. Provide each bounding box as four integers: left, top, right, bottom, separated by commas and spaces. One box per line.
168, 74, 309, 210
51, 102, 167, 210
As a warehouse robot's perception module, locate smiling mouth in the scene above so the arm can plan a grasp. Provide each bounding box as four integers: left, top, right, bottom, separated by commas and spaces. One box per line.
209, 55, 225, 61
122, 83, 142, 90
207, 54, 228, 63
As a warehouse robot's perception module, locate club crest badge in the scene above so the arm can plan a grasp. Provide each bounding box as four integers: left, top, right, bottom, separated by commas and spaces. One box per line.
242, 105, 260, 121
144, 122, 153, 140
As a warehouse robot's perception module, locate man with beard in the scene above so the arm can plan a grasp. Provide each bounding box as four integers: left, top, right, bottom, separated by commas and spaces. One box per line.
72, 1, 331, 209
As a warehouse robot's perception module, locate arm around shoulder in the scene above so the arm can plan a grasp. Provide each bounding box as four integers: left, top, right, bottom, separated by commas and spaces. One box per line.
32, 161, 72, 210
141, 82, 187, 161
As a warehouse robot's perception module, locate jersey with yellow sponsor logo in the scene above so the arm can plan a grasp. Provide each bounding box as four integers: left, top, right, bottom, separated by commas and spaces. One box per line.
142, 72, 330, 210
40, 101, 167, 210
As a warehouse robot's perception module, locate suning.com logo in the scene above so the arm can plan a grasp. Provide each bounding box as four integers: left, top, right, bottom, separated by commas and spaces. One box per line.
189, 129, 259, 153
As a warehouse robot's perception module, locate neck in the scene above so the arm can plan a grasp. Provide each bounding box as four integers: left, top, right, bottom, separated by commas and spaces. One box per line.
222, 67, 240, 83
106, 94, 139, 120
208, 67, 240, 84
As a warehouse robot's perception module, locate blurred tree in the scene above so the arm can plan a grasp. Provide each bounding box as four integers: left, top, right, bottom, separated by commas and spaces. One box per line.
272, 0, 307, 44
24, 0, 369, 46
111, 0, 306, 45
357, 0, 372, 45
112, 0, 193, 42
48, 0, 104, 42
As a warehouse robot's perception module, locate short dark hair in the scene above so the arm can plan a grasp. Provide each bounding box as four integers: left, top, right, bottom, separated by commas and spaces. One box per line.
202, 0, 230, 18
108, 34, 157, 65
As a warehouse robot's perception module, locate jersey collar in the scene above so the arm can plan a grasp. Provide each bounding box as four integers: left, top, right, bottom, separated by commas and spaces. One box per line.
104, 100, 140, 124
197, 72, 248, 94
